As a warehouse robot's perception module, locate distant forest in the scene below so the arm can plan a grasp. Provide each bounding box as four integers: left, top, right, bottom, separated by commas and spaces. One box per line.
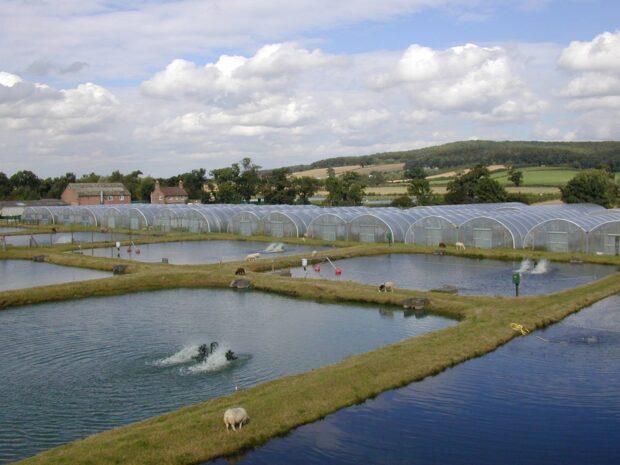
287, 141, 620, 172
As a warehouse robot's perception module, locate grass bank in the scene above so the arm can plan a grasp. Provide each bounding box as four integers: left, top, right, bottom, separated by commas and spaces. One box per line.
15, 270, 620, 465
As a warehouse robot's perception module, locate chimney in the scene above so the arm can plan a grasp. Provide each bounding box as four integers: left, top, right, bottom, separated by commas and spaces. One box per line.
155, 180, 160, 189
179, 180, 184, 190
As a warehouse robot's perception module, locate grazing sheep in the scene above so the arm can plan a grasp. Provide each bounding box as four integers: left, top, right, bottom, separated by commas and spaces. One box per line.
246, 252, 261, 261
235, 267, 246, 276
455, 242, 466, 251
378, 281, 395, 293
224, 407, 249, 431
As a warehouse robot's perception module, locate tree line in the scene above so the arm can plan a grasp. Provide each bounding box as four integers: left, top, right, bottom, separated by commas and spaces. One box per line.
0, 158, 367, 206
287, 140, 620, 173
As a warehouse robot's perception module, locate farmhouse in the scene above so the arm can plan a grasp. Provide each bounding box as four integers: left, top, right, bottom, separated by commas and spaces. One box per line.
151, 180, 188, 204
61, 183, 131, 206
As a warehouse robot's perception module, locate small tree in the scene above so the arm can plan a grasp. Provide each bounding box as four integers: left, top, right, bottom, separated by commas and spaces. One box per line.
445, 165, 508, 204
391, 195, 414, 208
561, 169, 618, 208
294, 176, 320, 204
325, 169, 366, 206
509, 170, 523, 187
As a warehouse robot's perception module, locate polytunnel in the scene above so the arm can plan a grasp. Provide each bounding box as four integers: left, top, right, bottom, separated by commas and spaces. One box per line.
22, 206, 56, 224
306, 208, 369, 241
523, 218, 590, 252
261, 209, 320, 238
54, 206, 98, 226
404, 207, 481, 246
227, 210, 263, 236
151, 207, 181, 232
586, 212, 620, 255
348, 210, 413, 243
173, 206, 211, 232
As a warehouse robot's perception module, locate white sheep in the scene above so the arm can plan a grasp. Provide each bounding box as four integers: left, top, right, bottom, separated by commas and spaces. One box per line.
223, 407, 250, 431
246, 252, 261, 261
455, 242, 466, 251
378, 281, 395, 292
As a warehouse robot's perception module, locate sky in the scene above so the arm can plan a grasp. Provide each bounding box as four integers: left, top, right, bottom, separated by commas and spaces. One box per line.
1, 0, 619, 177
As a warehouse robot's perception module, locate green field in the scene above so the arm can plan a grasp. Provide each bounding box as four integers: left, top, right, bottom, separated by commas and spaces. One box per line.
428, 167, 584, 188
490, 167, 582, 187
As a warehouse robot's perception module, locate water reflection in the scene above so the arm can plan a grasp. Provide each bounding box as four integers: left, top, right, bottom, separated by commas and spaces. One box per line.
210, 296, 620, 465
0, 260, 111, 292
0, 289, 455, 463
86, 240, 332, 265
291, 254, 616, 296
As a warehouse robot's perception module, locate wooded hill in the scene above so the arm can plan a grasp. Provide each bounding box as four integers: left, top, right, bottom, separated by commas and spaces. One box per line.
286, 141, 620, 172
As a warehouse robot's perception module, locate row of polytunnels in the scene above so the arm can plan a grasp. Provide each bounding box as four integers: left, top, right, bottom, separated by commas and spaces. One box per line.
19, 202, 620, 255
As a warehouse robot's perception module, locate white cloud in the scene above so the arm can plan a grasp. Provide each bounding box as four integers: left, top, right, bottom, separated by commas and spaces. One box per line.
557, 31, 620, 138
371, 43, 546, 120
558, 31, 620, 72
141, 43, 342, 104
560, 73, 620, 98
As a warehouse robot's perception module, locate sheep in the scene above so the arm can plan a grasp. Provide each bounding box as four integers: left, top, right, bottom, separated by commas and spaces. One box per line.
235, 267, 246, 276
378, 281, 395, 293
223, 407, 249, 431
455, 242, 466, 251
311, 250, 317, 257
246, 252, 261, 262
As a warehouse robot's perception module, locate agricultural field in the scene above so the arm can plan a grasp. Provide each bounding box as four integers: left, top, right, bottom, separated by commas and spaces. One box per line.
292, 163, 404, 178
489, 167, 582, 187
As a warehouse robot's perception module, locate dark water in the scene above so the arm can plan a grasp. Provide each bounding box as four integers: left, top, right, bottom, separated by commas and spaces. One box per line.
0, 289, 454, 463
86, 240, 331, 264
0, 260, 111, 292
212, 296, 620, 465
292, 254, 616, 296
3, 232, 133, 247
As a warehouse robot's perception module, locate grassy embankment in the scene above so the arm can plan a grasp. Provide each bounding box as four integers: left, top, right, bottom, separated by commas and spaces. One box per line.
2, 238, 620, 465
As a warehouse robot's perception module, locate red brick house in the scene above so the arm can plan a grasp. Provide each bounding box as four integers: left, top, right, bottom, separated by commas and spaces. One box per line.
151, 180, 188, 204
61, 183, 131, 206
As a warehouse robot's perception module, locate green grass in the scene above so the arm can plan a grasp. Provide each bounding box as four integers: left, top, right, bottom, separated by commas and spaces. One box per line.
3, 238, 620, 465
490, 167, 581, 187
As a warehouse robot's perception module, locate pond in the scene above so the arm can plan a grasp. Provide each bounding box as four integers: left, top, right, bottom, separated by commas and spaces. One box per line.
291, 254, 616, 296
0, 289, 455, 464
85, 240, 331, 264
3, 231, 134, 247
0, 260, 111, 292
212, 296, 620, 465
0, 227, 25, 233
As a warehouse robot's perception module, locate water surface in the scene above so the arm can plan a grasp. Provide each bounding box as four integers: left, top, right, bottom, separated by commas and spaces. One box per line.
0, 227, 24, 233
292, 254, 615, 296
3, 231, 133, 247
87, 240, 331, 264
213, 296, 620, 465
0, 289, 454, 463
0, 260, 111, 292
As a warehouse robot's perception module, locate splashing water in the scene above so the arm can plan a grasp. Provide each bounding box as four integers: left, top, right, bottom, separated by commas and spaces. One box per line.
264, 242, 286, 253
531, 259, 551, 275
186, 345, 232, 373
154, 345, 200, 366
516, 259, 534, 273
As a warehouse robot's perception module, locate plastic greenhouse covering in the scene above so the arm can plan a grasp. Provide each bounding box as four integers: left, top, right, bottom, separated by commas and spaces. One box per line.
16, 202, 620, 254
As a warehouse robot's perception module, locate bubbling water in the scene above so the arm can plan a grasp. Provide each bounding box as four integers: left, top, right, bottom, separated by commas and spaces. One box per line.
531, 259, 550, 275
154, 344, 234, 373
516, 259, 534, 273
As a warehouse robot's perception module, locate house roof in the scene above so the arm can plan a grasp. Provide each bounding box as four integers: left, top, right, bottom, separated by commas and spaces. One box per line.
159, 186, 188, 197
66, 183, 130, 197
